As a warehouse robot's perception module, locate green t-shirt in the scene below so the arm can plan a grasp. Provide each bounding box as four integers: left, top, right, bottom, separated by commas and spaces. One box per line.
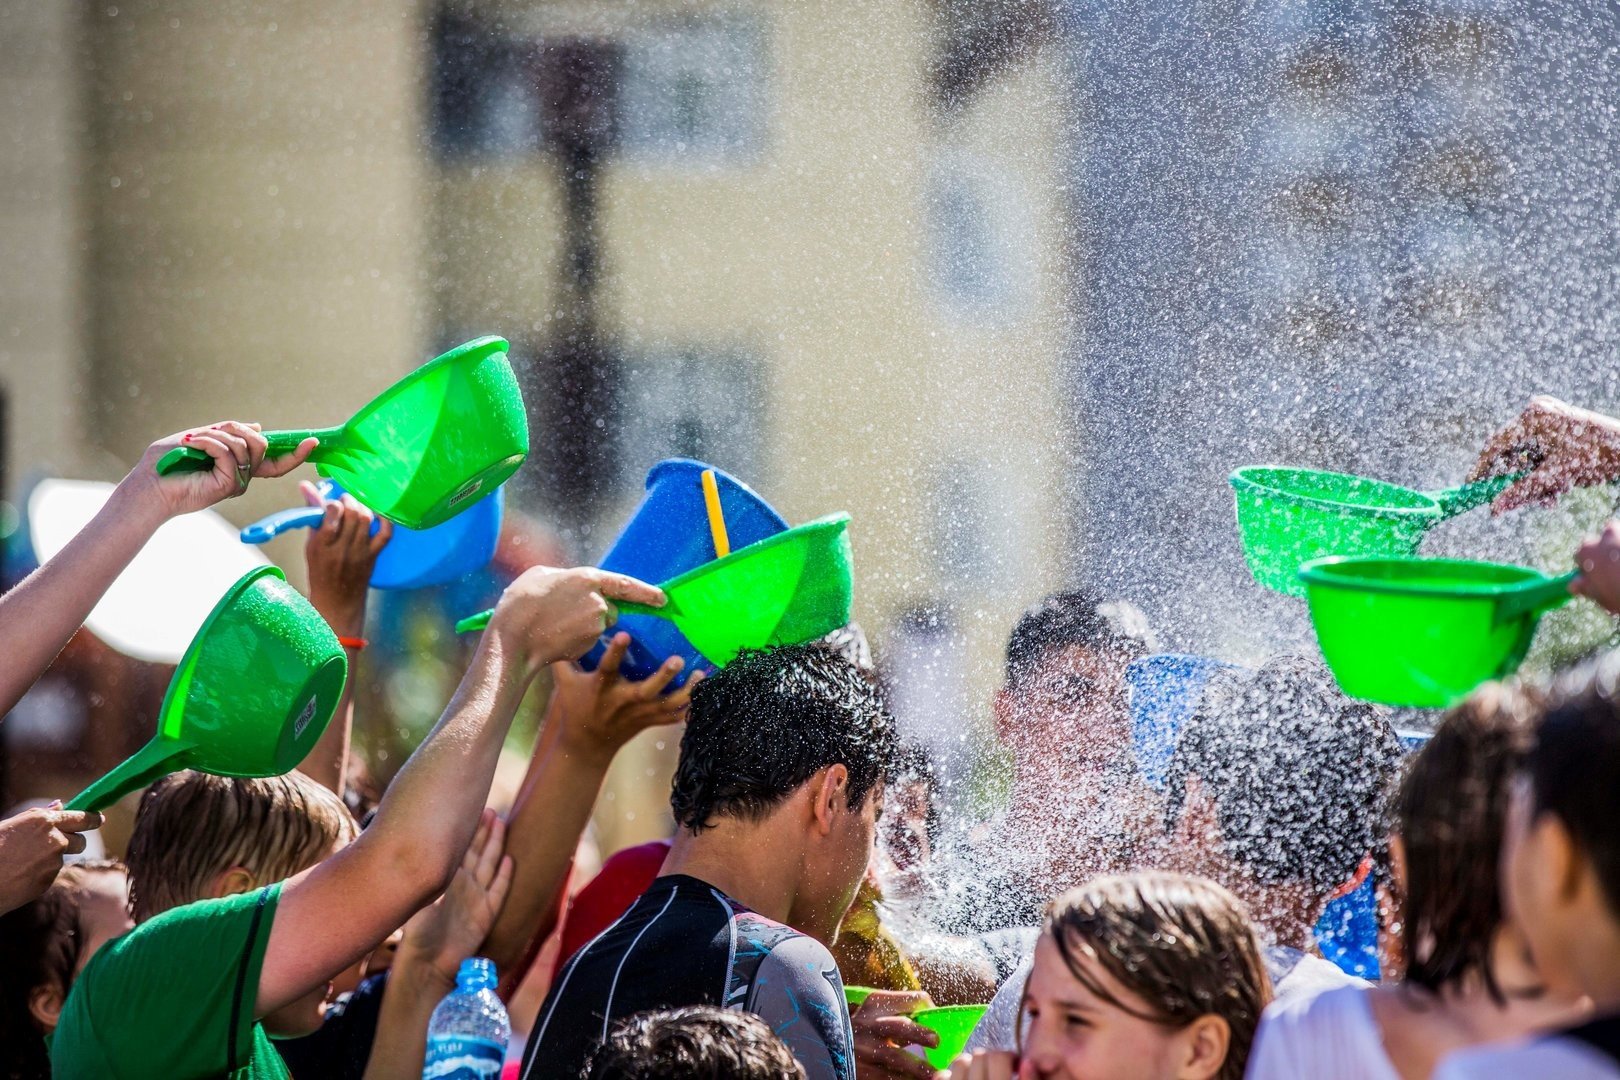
51, 883, 289, 1080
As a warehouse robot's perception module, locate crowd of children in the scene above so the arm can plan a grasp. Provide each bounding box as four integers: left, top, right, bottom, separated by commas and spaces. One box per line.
7, 397, 1620, 1078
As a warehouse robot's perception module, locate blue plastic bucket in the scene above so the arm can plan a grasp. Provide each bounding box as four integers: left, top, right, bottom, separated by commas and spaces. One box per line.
240, 481, 503, 590
1126, 653, 1242, 790
586, 459, 788, 684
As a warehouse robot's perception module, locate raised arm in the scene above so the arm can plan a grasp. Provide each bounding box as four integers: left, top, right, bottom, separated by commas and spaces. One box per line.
299, 482, 392, 799
1469, 396, 1620, 513
256, 566, 664, 1017
479, 633, 698, 983
0, 421, 315, 719
362, 810, 513, 1080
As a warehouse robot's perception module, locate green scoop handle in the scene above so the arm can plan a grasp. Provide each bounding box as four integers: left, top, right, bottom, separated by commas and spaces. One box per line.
66, 736, 194, 813
155, 426, 345, 476
454, 599, 669, 635
1426, 474, 1520, 519
1494, 570, 1579, 625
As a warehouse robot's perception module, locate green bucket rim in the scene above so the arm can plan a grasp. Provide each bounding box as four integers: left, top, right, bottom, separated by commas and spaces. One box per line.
1298, 555, 1550, 599
656, 512, 851, 599
158, 564, 288, 742
344, 334, 510, 433
1230, 467, 1443, 524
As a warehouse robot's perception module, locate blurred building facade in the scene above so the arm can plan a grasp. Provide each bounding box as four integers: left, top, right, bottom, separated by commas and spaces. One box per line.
0, 1, 1076, 842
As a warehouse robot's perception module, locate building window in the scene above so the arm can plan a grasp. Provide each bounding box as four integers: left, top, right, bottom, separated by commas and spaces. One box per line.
618, 15, 768, 164
925, 155, 1033, 321
618, 347, 765, 484
430, 12, 544, 160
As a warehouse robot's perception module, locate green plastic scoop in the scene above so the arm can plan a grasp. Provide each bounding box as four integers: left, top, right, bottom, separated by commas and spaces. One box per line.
911, 1005, 989, 1069
1299, 555, 1577, 708
155, 336, 527, 530
456, 514, 854, 667
1231, 467, 1518, 596
67, 566, 348, 811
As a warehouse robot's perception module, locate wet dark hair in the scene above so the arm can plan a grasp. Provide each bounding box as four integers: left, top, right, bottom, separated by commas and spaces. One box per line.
671, 644, 898, 834
0, 861, 125, 1080
1396, 683, 1537, 1000
1165, 655, 1402, 894
1004, 590, 1156, 689
1035, 873, 1272, 1080
584, 1006, 806, 1079
1526, 655, 1620, 921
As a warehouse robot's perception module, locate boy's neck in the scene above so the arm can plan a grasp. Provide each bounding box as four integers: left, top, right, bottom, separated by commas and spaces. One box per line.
662, 818, 803, 933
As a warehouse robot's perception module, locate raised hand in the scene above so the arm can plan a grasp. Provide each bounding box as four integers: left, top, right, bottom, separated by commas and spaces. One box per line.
1468, 396, 1620, 514
1574, 520, 1620, 616
126, 422, 319, 521
302, 481, 392, 639
550, 632, 702, 767
397, 809, 514, 988
0, 804, 103, 915
485, 566, 665, 674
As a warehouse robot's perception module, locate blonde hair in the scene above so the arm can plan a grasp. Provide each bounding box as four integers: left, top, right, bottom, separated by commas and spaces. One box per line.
126, 770, 357, 921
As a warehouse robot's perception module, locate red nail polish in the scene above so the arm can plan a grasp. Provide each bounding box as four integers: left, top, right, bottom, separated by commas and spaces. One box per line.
182, 434, 192, 442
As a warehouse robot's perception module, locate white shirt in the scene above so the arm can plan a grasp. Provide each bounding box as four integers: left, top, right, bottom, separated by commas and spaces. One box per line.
1433, 1037, 1620, 1080
964, 944, 1365, 1055
1245, 986, 1397, 1080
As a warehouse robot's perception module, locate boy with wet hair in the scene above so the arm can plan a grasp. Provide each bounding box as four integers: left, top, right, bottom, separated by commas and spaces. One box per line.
1436, 656, 1620, 1078
987, 590, 1160, 912
523, 643, 899, 1080
50, 563, 664, 1079
584, 1006, 807, 1080
1163, 655, 1402, 1000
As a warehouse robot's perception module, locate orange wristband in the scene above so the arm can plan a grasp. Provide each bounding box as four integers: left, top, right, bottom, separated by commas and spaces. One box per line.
337, 636, 368, 651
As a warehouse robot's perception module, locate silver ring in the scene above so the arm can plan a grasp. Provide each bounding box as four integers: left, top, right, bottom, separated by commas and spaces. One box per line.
234, 463, 251, 492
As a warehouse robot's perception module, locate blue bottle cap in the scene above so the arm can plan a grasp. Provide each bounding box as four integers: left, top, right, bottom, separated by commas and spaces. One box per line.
455, 956, 497, 992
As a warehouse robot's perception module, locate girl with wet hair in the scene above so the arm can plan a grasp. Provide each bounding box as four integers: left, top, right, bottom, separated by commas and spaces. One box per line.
945, 871, 1272, 1080
1247, 682, 1587, 1079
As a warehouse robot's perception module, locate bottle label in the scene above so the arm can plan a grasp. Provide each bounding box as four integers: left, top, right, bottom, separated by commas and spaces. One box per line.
422, 1035, 504, 1080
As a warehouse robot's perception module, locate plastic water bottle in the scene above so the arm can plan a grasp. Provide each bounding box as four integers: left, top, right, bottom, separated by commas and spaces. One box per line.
422, 957, 509, 1080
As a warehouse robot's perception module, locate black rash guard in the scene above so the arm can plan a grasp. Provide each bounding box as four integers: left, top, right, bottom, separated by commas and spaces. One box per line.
520, 874, 854, 1080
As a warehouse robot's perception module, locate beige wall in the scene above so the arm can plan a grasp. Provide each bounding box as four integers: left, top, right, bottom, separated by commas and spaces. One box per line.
0, 3, 89, 491
80, 1, 429, 529
435, 1, 1074, 849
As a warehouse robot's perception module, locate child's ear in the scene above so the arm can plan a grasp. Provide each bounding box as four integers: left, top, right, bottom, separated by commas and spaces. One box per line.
209, 866, 258, 899
28, 982, 64, 1031
1175, 1014, 1230, 1080
1544, 815, 1584, 902
809, 764, 849, 836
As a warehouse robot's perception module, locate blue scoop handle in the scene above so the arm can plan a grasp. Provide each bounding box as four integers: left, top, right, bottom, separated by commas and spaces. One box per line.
240, 506, 327, 545
241, 504, 385, 545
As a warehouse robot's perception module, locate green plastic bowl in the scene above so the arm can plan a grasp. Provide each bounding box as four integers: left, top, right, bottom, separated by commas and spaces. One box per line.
67, 566, 349, 811
456, 514, 855, 668
844, 985, 876, 1008
1231, 467, 1512, 597
912, 1004, 989, 1070
1299, 556, 1576, 708
157, 336, 528, 531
